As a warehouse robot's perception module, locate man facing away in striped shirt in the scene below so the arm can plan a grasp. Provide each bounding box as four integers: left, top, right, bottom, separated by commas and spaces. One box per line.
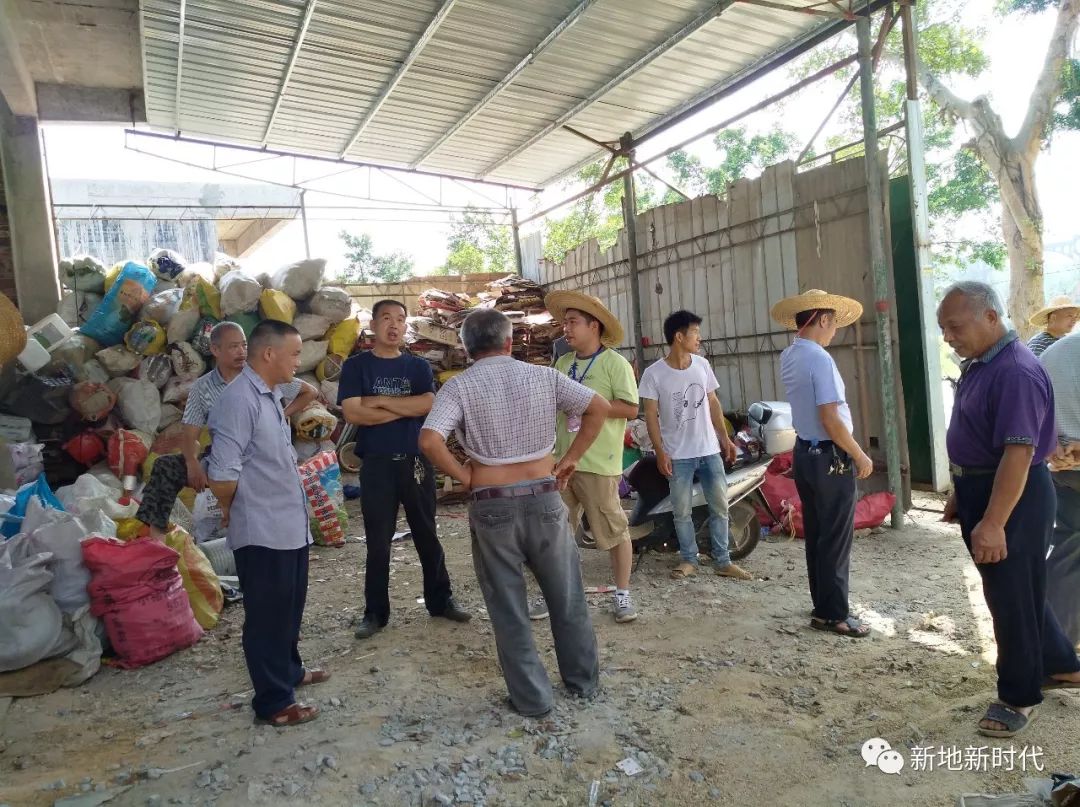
136, 321, 317, 539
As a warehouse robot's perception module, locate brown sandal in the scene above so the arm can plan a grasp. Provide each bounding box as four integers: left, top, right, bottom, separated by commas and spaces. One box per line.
670, 563, 697, 580
257, 702, 320, 727
299, 667, 331, 686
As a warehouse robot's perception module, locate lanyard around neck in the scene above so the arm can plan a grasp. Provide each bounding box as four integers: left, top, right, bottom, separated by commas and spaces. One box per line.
569, 347, 604, 384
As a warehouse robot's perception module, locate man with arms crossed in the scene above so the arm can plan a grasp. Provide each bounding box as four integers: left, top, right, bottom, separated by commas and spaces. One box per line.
208, 320, 329, 728
420, 308, 610, 718
639, 310, 751, 582
338, 299, 470, 641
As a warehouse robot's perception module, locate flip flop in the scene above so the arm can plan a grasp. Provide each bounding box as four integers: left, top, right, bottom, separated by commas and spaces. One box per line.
298, 667, 331, 687
256, 702, 320, 728
715, 563, 753, 580
670, 563, 697, 580
977, 703, 1037, 738
810, 616, 870, 638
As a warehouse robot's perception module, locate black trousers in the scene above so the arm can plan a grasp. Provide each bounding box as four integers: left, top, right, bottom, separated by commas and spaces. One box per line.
359, 454, 452, 625
1047, 472, 1080, 648
793, 441, 857, 622
136, 453, 188, 530
233, 544, 309, 719
955, 464, 1080, 708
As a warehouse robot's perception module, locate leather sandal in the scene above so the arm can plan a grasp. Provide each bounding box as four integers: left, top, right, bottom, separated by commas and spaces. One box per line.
670, 563, 697, 580
257, 702, 320, 727
298, 667, 331, 686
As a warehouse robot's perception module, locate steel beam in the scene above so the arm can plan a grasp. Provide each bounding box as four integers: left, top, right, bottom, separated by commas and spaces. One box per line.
734, 0, 853, 19
174, 0, 187, 133
340, 0, 458, 157
620, 133, 646, 373
482, 0, 737, 178
263, 0, 318, 145
900, 0, 949, 492
857, 14, 905, 526
125, 128, 538, 194
411, 0, 601, 168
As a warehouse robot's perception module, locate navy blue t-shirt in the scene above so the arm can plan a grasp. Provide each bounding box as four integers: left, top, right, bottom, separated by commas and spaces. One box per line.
337, 351, 435, 456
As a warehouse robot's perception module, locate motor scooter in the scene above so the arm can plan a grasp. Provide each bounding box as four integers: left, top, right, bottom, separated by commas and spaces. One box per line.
575, 401, 796, 567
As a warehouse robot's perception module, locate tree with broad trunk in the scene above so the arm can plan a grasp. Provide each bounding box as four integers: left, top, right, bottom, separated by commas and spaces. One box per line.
912, 0, 1080, 337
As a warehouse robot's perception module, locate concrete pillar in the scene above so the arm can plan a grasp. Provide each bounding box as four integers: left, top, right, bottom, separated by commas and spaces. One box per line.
0, 99, 61, 323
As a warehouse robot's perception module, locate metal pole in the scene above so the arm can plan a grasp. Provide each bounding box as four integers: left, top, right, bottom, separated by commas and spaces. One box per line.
510, 206, 524, 277
299, 189, 310, 258
900, 0, 949, 492
857, 14, 904, 527
619, 133, 646, 373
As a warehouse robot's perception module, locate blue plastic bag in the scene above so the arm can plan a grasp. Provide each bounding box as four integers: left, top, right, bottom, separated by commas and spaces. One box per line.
1, 473, 65, 538
80, 262, 157, 347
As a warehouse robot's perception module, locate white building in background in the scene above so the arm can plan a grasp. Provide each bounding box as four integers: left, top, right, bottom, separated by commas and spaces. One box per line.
50, 179, 299, 265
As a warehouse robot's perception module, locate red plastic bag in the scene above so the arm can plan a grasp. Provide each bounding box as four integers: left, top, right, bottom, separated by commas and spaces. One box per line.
81, 536, 203, 668
108, 429, 149, 480
854, 492, 896, 531
64, 431, 106, 466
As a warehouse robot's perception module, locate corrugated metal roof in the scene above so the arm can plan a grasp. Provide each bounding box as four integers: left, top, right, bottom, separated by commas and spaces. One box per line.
140, 0, 867, 188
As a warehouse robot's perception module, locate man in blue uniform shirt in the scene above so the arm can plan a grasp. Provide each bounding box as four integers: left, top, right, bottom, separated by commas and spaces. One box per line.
773, 289, 874, 639
338, 299, 471, 640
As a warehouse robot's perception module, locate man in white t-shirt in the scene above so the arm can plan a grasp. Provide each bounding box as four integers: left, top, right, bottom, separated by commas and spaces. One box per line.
639, 310, 752, 581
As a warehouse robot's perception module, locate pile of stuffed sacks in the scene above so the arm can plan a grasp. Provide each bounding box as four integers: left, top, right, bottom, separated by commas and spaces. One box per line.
0, 250, 365, 683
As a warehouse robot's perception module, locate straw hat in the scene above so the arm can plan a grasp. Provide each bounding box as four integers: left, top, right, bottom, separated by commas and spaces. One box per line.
770, 288, 863, 330
0, 292, 27, 368
1029, 295, 1079, 328
544, 290, 624, 348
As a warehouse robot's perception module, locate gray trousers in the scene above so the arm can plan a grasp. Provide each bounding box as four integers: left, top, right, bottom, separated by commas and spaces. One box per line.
1048, 472, 1080, 648
469, 487, 599, 716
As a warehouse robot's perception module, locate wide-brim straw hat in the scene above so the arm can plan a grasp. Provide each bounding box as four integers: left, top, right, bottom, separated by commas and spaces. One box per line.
770, 288, 863, 330
544, 290, 624, 348
0, 292, 27, 367
1029, 295, 1079, 328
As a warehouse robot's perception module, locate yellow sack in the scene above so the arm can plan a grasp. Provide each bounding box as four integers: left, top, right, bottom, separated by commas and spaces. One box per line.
164, 525, 224, 629
124, 319, 167, 355
142, 451, 159, 481
437, 369, 464, 385
315, 353, 344, 383
178, 486, 196, 512
181, 277, 222, 320
326, 317, 360, 356
103, 262, 123, 293
115, 517, 144, 541
259, 289, 296, 324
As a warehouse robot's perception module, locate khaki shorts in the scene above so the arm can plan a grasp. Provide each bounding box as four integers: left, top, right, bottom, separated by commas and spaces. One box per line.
561, 472, 630, 551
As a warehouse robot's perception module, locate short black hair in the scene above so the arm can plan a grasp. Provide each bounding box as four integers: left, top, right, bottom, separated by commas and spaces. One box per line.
249, 319, 300, 353
794, 308, 835, 329
565, 307, 604, 336
372, 299, 407, 319
663, 310, 703, 345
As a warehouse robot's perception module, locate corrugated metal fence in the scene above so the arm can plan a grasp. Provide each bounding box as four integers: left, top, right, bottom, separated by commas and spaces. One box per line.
539, 157, 907, 466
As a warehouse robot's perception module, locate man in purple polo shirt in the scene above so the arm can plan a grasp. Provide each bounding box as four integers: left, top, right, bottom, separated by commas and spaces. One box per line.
938, 281, 1080, 738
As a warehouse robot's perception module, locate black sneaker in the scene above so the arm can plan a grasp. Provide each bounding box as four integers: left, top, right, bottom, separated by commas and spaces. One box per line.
435, 599, 472, 623
354, 616, 384, 640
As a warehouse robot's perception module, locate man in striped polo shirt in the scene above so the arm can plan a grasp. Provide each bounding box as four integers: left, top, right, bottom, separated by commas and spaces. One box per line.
136, 321, 317, 538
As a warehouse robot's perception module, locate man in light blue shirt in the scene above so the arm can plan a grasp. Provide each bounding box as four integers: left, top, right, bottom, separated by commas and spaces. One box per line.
773, 290, 874, 639
208, 320, 329, 728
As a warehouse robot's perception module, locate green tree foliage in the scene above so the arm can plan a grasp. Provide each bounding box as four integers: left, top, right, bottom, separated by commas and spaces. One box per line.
664, 127, 797, 202
441, 206, 513, 275
338, 231, 415, 283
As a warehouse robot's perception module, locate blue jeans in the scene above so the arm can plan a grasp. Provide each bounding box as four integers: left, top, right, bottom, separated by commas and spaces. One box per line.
670, 454, 730, 567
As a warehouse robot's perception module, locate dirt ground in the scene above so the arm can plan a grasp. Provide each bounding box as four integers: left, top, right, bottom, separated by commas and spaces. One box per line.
1, 491, 1078, 807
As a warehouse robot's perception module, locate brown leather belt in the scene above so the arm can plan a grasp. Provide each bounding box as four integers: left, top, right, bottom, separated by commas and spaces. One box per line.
470, 480, 559, 501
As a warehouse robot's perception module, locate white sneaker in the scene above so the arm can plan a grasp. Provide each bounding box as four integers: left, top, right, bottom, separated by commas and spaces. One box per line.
528, 595, 549, 620
614, 593, 638, 623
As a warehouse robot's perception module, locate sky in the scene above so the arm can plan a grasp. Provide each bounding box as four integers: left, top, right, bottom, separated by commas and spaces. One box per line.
41, 0, 1080, 284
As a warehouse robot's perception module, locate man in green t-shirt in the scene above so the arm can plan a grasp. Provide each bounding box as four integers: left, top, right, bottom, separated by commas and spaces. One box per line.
542, 291, 640, 623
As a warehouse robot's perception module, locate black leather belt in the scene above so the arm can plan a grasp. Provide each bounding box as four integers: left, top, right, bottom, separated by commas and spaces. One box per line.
950, 463, 997, 478
470, 480, 559, 501
365, 453, 414, 461
796, 438, 835, 449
